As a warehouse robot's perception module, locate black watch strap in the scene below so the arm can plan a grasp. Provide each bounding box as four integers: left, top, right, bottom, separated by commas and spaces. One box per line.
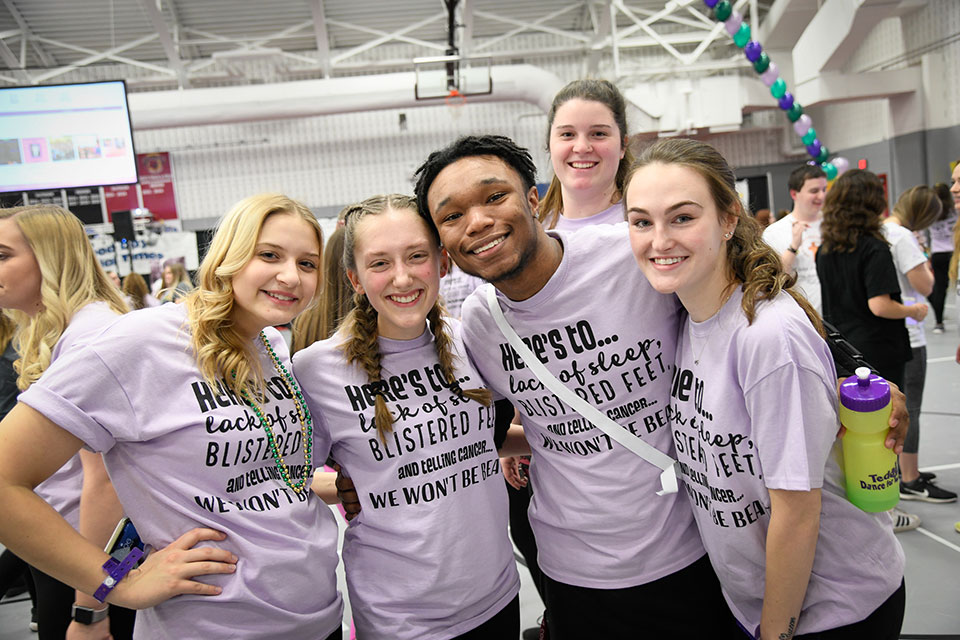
71, 604, 109, 625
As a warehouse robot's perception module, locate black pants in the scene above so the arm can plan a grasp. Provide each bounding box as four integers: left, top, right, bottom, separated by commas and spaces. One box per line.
325, 628, 343, 640
453, 595, 520, 639
794, 579, 905, 639
507, 480, 544, 599
542, 554, 739, 639
930, 251, 951, 324
0, 549, 36, 605
30, 567, 136, 640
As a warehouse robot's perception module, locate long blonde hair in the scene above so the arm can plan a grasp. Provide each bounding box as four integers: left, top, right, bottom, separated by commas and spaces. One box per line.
338, 194, 491, 444
627, 139, 823, 334
0, 205, 129, 390
184, 193, 323, 398
159, 262, 193, 302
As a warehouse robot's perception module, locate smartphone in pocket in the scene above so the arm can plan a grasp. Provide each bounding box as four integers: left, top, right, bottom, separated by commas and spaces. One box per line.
105, 517, 146, 567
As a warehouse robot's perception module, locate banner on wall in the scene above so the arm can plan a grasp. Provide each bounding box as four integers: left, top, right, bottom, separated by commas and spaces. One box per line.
92, 231, 198, 277
137, 152, 177, 220
104, 184, 139, 221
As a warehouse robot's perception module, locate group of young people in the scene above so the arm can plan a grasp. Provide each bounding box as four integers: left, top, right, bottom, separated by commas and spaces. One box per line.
0, 78, 926, 640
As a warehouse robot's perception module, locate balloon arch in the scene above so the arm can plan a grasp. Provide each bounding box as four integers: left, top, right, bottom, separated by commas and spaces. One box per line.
702, 0, 850, 180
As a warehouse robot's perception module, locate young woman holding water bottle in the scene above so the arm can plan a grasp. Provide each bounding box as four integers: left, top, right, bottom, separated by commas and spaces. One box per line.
624, 138, 905, 639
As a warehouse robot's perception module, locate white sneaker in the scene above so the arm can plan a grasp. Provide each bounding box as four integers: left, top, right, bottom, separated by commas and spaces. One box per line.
891, 507, 920, 533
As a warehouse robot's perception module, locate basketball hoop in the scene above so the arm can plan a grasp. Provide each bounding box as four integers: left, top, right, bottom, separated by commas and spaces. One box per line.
445, 89, 467, 120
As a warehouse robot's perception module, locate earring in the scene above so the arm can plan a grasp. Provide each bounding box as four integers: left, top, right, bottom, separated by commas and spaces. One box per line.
724, 232, 732, 239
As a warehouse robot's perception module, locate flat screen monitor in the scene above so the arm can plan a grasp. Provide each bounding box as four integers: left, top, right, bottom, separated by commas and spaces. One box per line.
0, 80, 138, 193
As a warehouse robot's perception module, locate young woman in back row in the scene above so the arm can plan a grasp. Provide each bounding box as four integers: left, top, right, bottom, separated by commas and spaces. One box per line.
624, 138, 904, 639
0, 194, 343, 639
294, 194, 526, 640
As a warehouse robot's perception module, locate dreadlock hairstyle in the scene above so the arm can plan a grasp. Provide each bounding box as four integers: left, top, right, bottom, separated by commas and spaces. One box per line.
338, 194, 491, 444
413, 134, 538, 233
891, 185, 942, 232
819, 169, 888, 254
626, 138, 823, 334
539, 79, 634, 229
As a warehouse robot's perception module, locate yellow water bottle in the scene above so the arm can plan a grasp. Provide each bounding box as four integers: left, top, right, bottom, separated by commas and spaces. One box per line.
838, 367, 899, 512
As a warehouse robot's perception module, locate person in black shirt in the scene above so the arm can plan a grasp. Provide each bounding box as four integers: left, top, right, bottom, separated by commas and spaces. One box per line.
815, 169, 927, 389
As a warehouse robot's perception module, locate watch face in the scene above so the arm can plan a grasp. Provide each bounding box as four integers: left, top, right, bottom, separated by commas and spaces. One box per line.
72, 605, 108, 625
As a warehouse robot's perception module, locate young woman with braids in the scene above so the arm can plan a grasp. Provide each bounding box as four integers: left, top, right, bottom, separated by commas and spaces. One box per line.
625, 138, 905, 639
0, 194, 344, 639
293, 194, 526, 640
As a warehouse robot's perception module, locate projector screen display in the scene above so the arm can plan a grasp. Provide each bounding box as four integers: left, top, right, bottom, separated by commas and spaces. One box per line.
0, 81, 138, 193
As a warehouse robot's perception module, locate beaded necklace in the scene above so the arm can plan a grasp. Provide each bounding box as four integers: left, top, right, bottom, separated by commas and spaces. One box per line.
238, 331, 313, 493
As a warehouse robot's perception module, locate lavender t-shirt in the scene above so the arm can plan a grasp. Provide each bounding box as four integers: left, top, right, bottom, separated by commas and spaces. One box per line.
669, 288, 904, 634
293, 322, 518, 640
460, 223, 704, 589
553, 202, 624, 231
34, 301, 121, 529
21, 303, 343, 640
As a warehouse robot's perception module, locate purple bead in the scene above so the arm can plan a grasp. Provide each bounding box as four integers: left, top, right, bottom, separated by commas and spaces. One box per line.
806, 140, 822, 158
725, 12, 742, 35
778, 92, 794, 110
744, 41, 762, 62
760, 62, 779, 87
703, 0, 720, 7
793, 114, 812, 136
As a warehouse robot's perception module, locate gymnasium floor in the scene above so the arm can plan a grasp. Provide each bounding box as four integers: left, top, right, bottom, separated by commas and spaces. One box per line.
1, 292, 958, 639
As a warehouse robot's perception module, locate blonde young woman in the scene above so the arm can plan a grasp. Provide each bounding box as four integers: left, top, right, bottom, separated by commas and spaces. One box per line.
0, 194, 344, 639
158, 261, 193, 303
0, 205, 134, 640
294, 195, 525, 640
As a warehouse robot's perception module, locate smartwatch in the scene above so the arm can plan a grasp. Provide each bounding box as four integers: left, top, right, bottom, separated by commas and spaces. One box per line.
71, 604, 109, 625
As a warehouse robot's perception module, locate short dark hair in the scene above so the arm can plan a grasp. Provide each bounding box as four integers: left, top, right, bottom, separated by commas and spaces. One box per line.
787, 164, 827, 192
413, 135, 538, 226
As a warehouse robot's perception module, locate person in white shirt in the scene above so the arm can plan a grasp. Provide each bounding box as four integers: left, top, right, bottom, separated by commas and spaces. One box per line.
762, 165, 828, 313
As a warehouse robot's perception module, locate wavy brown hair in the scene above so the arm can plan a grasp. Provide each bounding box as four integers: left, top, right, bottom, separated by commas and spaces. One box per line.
819, 169, 888, 254
0, 205, 129, 390
626, 138, 823, 333
338, 194, 491, 444
539, 79, 634, 229
184, 193, 323, 398
121, 272, 150, 310
291, 225, 353, 353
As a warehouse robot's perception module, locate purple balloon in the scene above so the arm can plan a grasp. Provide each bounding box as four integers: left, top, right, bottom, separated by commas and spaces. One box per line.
703, 0, 720, 7
744, 41, 762, 62
833, 156, 850, 175
793, 114, 813, 136
806, 140, 822, 158
725, 12, 742, 36
778, 92, 794, 110
760, 62, 779, 87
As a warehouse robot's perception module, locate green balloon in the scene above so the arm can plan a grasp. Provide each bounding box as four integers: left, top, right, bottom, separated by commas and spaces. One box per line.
770, 78, 787, 99
822, 162, 838, 180
787, 102, 804, 122
753, 52, 770, 73
801, 129, 817, 145
817, 146, 830, 163
733, 23, 751, 48
714, 1, 732, 21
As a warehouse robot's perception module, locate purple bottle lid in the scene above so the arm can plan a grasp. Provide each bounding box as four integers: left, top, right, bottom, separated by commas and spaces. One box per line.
839, 367, 890, 412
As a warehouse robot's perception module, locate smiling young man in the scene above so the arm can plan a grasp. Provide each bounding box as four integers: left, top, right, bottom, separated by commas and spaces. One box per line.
414, 135, 738, 638
762, 165, 828, 313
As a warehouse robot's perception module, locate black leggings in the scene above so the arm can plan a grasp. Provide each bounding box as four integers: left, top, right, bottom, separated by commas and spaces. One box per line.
453, 595, 520, 639
30, 567, 136, 640
794, 579, 905, 639
0, 549, 36, 605
542, 555, 739, 639
930, 251, 951, 324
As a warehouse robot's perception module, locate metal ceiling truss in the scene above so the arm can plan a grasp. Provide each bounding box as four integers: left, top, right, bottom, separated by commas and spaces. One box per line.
0, 0, 764, 88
